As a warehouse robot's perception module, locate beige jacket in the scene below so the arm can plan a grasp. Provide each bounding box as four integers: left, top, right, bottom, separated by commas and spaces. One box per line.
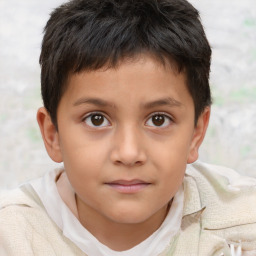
1, 162, 256, 256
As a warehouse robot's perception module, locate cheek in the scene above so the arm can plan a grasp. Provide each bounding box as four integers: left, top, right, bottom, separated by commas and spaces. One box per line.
60, 137, 110, 181
159, 155, 186, 186
149, 133, 190, 186
63, 145, 105, 202
150, 133, 192, 164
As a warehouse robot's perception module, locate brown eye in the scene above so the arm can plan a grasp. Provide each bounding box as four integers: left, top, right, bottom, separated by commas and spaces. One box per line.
152, 115, 165, 126
84, 113, 110, 127
91, 114, 104, 126
146, 113, 172, 127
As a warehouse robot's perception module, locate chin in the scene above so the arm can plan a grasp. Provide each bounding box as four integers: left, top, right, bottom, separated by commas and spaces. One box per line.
106, 208, 154, 225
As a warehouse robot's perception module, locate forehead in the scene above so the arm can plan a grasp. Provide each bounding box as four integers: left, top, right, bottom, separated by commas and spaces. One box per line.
61, 54, 192, 110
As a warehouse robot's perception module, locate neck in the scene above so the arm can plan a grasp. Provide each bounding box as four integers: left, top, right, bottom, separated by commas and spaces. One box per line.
76, 196, 171, 251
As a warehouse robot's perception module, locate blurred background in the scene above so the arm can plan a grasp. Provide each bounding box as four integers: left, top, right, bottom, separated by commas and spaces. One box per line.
0, 0, 255, 190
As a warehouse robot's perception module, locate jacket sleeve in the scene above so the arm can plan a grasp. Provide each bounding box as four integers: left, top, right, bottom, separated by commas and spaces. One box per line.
0, 203, 86, 256
0, 205, 40, 256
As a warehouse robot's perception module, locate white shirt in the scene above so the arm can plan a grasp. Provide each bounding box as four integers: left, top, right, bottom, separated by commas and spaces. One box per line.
30, 168, 184, 256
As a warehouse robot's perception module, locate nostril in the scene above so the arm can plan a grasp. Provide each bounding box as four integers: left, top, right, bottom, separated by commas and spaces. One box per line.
114, 160, 122, 165
110, 136, 147, 166
114, 159, 143, 167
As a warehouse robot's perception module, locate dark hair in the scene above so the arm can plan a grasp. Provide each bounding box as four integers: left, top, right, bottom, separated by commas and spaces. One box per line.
40, 0, 212, 127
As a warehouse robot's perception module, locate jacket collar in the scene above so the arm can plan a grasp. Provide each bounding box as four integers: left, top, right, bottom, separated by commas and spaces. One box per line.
183, 164, 256, 230
182, 173, 205, 217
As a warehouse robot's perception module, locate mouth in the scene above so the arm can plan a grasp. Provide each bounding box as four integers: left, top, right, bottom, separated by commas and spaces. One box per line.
105, 180, 151, 193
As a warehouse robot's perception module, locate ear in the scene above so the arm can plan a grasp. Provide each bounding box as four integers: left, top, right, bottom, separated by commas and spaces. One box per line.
37, 107, 63, 163
187, 107, 210, 164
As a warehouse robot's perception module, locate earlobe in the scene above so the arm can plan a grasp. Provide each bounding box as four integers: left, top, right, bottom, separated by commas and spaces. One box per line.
187, 107, 210, 164
37, 107, 63, 163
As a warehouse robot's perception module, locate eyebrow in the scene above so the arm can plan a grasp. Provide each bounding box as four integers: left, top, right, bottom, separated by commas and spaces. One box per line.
73, 97, 116, 108
142, 97, 183, 109
73, 97, 182, 109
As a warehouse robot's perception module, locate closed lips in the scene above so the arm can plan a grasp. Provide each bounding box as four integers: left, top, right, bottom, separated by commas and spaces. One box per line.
105, 180, 151, 193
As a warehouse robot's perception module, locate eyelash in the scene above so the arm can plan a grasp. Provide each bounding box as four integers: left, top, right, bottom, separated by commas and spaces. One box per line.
82, 112, 111, 128
145, 112, 173, 128
82, 112, 173, 128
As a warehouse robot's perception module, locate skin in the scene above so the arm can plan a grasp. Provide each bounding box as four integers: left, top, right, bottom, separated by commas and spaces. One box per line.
37, 55, 210, 251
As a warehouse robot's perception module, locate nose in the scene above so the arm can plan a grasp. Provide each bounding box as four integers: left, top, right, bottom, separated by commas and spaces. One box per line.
110, 125, 147, 167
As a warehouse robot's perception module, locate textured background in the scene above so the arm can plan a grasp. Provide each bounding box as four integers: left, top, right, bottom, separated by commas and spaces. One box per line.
0, 0, 255, 190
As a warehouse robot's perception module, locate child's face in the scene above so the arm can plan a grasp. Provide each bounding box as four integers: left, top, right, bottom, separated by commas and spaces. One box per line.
38, 54, 209, 228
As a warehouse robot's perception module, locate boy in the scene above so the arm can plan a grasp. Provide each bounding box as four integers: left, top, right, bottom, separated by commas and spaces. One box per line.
0, 0, 256, 255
